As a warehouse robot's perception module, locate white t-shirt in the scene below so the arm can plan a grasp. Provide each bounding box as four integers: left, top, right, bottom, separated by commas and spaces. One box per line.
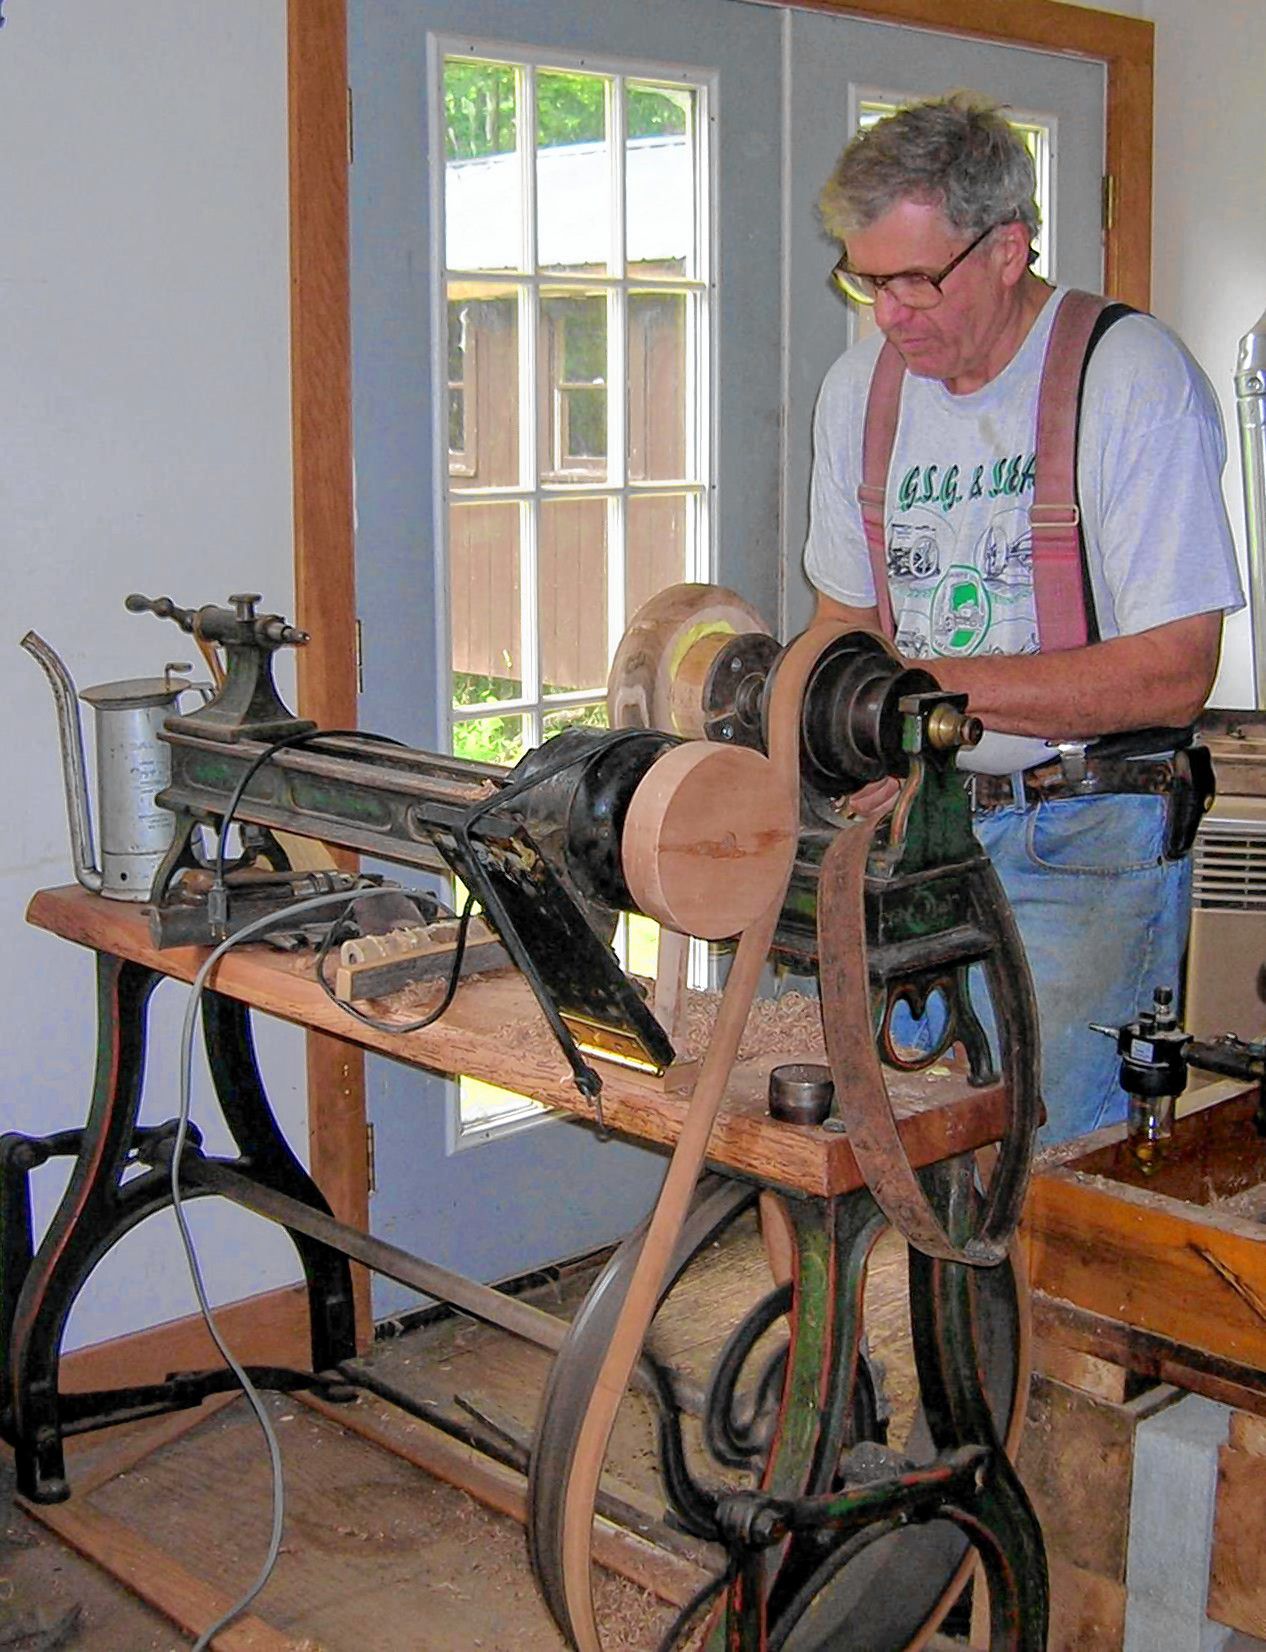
804, 288, 1244, 666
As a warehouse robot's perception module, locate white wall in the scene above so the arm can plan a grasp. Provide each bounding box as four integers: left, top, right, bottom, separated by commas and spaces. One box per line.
1139, 0, 1266, 709
1059, 0, 1265, 707
0, 1, 304, 1348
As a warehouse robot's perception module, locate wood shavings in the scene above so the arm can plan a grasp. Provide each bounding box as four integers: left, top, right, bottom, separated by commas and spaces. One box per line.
459, 985, 828, 1074
676, 988, 825, 1064
1211, 1182, 1266, 1223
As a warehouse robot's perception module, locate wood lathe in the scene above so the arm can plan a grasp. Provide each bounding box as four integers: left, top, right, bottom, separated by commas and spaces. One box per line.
6, 584, 1050, 1651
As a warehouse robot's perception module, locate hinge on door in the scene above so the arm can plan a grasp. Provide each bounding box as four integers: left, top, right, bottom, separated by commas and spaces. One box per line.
347, 84, 354, 167
366, 1121, 376, 1194
355, 618, 364, 695
1101, 173, 1116, 235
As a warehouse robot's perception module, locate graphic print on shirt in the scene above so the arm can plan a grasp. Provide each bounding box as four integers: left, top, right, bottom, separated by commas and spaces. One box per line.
888, 455, 1038, 658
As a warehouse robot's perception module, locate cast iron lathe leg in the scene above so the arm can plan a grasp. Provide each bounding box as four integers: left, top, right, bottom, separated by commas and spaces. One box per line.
691, 1169, 1034, 1652
197, 990, 357, 1373
705, 1190, 887, 1650
908, 1156, 1047, 1651
1, 963, 362, 1504
4, 955, 161, 1501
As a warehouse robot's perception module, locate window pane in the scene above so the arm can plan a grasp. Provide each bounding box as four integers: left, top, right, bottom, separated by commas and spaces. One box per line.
627, 495, 689, 616
627, 83, 694, 279
450, 499, 522, 693
451, 711, 527, 768
460, 1077, 544, 1129
445, 58, 522, 272
539, 291, 608, 481
537, 70, 610, 275
628, 291, 688, 482
439, 50, 708, 1141
540, 496, 608, 693
447, 286, 520, 486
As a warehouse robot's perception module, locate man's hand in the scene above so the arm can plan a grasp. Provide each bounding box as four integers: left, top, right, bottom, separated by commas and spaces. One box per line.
844, 777, 901, 818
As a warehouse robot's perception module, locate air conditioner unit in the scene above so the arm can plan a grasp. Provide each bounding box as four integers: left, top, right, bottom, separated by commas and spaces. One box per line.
1185, 712, 1266, 1044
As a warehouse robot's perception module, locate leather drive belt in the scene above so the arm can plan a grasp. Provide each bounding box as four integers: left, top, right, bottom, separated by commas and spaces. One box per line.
970, 755, 1175, 813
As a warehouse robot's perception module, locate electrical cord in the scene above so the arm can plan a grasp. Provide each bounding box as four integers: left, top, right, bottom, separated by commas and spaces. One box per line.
168, 883, 427, 1650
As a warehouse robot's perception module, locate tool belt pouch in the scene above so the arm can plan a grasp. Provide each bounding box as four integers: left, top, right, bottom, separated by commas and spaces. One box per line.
1163, 744, 1215, 860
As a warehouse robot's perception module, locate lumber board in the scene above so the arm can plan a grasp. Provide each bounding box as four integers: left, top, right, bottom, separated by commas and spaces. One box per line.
1031, 1336, 1135, 1406
1029, 1172, 1266, 1370
1015, 1373, 1178, 1583
16, 1497, 297, 1650
1028, 1085, 1266, 1376
1228, 1408, 1266, 1455
974, 1553, 1127, 1652
60, 1284, 312, 1397
1046, 1555, 1127, 1652
1032, 1293, 1266, 1418
1209, 1444, 1266, 1639
28, 884, 1009, 1200
68, 1392, 239, 1498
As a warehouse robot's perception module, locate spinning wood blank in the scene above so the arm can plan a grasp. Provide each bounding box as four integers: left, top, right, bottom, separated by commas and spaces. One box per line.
606, 582, 769, 734
620, 742, 797, 939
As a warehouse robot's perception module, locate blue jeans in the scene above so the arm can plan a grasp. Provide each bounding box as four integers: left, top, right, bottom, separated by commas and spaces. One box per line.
974, 791, 1192, 1144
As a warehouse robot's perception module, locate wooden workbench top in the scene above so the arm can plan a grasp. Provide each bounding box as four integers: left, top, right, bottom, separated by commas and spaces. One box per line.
29, 885, 1010, 1200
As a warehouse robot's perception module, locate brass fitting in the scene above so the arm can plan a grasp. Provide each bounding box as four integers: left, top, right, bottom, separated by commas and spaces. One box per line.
924, 703, 984, 752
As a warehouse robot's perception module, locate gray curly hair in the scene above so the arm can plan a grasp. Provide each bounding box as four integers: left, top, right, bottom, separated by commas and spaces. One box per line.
819, 91, 1040, 242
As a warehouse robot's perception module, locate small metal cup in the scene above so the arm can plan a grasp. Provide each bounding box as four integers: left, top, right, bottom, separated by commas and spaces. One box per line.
768, 1062, 835, 1126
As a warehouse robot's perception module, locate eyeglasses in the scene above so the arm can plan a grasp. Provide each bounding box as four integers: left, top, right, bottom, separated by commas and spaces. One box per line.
831, 223, 1000, 309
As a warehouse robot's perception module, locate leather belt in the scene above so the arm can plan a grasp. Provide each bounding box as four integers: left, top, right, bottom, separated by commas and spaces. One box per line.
969, 755, 1176, 813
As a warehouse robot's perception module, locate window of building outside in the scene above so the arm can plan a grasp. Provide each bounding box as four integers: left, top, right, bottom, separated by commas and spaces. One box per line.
439, 47, 711, 1135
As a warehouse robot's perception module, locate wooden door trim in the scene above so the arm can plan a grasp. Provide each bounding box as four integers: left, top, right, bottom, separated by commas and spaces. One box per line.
284, 0, 1151, 1336
288, 0, 371, 1343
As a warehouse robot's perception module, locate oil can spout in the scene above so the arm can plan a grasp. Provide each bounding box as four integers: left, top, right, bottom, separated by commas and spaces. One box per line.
20, 630, 103, 893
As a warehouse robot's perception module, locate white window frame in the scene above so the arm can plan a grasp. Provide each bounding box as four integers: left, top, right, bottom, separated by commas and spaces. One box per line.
428, 35, 718, 1143
431, 35, 717, 758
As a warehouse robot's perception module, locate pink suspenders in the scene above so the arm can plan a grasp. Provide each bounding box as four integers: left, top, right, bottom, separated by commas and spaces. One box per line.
857, 289, 1120, 652
857, 342, 906, 639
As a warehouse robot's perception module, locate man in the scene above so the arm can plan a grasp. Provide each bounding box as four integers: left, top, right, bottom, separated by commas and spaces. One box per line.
803, 91, 1244, 1142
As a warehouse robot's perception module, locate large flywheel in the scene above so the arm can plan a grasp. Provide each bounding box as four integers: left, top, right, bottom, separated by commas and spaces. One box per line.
528, 1174, 1033, 1652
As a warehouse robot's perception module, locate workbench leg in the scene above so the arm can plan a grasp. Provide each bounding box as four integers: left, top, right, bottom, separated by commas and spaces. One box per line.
199, 991, 357, 1373
765, 1192, 886, 1498
5, 955, 161, 1502
716, 1190, 886, 1648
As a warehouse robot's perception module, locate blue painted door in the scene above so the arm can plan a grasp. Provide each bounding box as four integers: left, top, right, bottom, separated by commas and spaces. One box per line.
348, 0, 1105, 1313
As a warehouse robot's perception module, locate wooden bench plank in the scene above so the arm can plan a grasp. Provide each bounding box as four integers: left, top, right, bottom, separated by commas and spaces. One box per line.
28, 884, 1009, 1200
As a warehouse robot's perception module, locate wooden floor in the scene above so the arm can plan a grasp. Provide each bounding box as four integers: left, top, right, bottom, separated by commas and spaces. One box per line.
0, 1213, 932, 1651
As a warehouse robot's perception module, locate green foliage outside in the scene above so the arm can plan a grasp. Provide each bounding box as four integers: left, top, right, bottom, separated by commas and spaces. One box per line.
452, 670, 523, 766
452, 670, 607, 767
445, 62, 688, 162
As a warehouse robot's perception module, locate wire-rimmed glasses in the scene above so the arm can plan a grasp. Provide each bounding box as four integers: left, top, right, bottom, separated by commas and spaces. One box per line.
831, 223, 1000, 309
